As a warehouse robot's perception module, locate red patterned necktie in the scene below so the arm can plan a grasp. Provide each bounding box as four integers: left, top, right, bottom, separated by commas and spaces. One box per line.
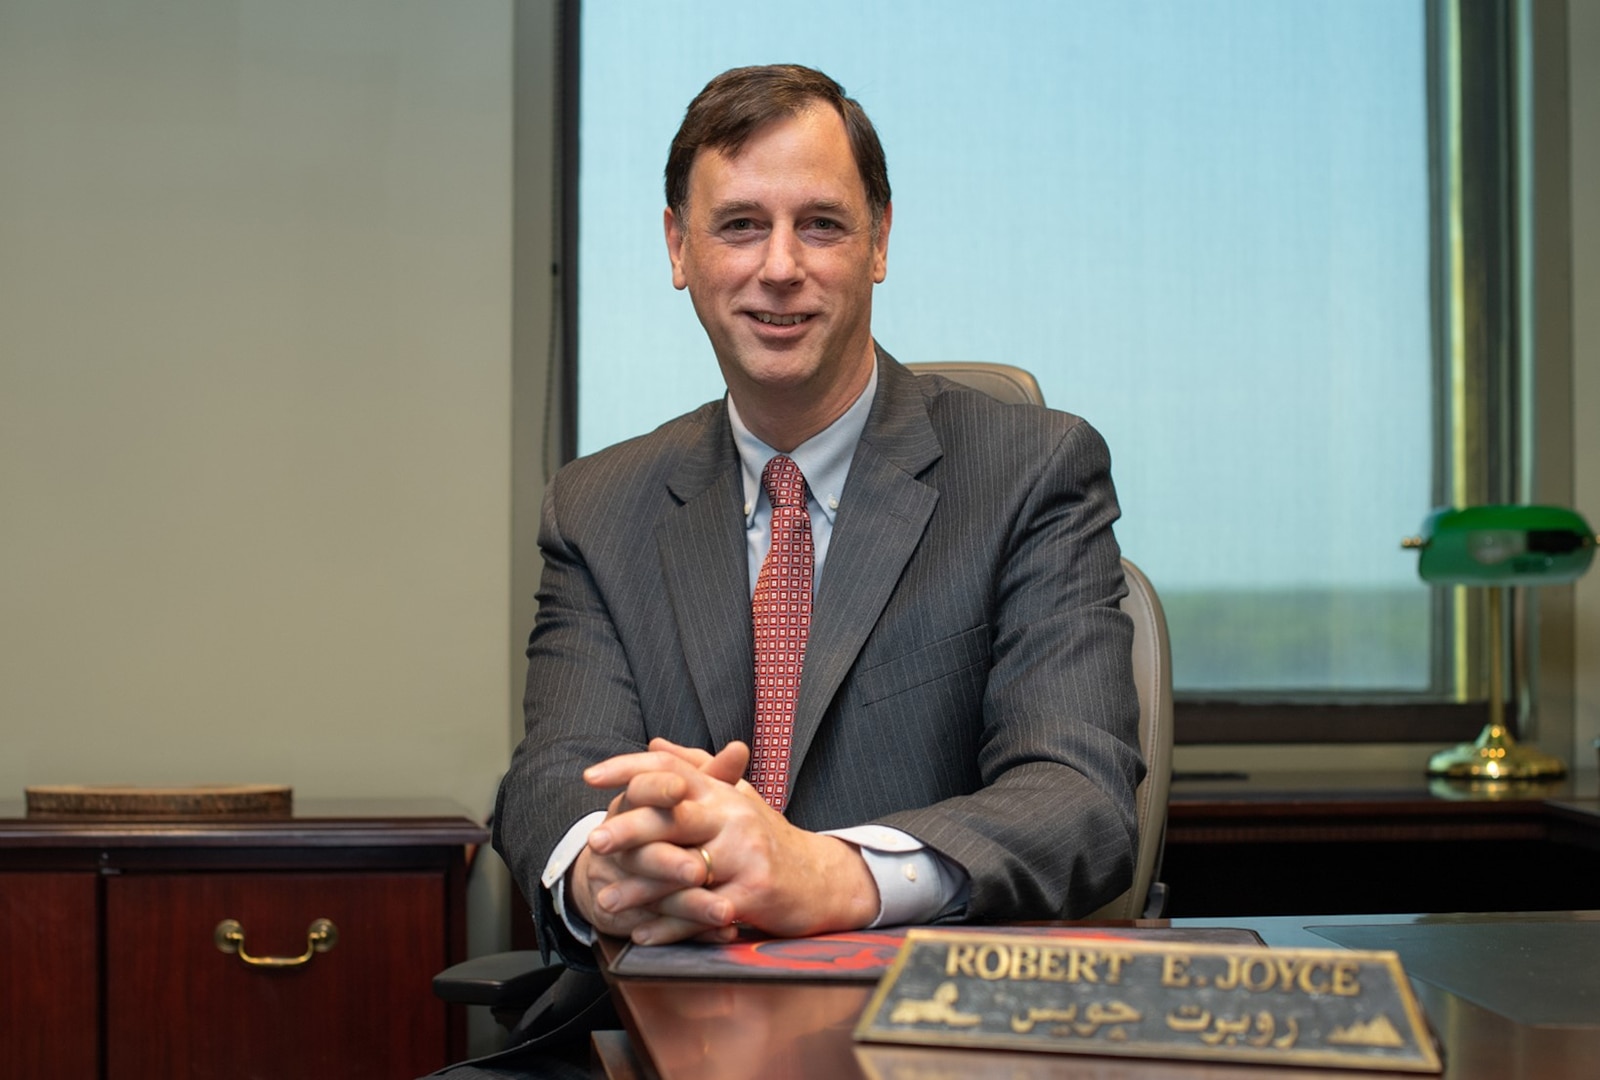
749, 454, 813, 812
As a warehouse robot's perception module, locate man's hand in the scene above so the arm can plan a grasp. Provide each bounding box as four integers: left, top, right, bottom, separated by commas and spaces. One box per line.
569, 738, 880, 945
566, 740, 747, 943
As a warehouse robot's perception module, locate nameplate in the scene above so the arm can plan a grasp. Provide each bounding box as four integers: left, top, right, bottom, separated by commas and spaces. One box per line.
854, 929, 1441, 1072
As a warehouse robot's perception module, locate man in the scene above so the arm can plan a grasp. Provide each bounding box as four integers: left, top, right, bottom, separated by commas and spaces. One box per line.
496, 63, 1142, 978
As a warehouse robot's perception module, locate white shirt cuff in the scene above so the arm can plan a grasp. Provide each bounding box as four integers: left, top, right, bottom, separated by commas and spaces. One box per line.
542, 810, 607, 946
823, 824, 970, 928
544, 816, 969, 941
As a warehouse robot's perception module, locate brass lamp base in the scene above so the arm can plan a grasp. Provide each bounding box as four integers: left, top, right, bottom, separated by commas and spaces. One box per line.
1426, 723, 1567, 780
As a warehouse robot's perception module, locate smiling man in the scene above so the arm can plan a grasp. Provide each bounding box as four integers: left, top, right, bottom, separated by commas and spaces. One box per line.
482, 62, 1143, 1070
664, 97, 888, 455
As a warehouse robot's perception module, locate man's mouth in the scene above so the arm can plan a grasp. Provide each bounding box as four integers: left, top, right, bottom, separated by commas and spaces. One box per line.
751, 312, 811, 326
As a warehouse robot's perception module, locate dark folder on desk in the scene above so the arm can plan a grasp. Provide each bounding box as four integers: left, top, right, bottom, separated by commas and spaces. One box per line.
609, 924, 1264, 981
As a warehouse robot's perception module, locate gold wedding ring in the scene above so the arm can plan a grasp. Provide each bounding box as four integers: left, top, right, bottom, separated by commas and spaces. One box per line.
698, 847, 715, 888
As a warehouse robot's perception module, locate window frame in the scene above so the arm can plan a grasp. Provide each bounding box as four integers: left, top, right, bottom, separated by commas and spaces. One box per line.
546, 0, 1539, 746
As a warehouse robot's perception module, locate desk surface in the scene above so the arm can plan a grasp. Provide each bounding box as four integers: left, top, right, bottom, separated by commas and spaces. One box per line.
0, 798, 488, 876
1167, 769, 1599, 838
1169, 769, 1599, 803
599, 912, 1600, 1080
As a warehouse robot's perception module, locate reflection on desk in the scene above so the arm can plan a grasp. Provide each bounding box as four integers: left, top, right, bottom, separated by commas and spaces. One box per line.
596, 912, 1600, 1080
1306, 916, 1600, 1027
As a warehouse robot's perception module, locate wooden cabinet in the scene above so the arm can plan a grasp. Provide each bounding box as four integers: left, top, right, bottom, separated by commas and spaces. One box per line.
0, 800, 486, 1080
1163, 770, 1600, 917
0, 872, 99, 1076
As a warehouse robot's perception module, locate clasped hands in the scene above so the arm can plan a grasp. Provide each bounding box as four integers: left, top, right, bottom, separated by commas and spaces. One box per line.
569, 737, 879, 946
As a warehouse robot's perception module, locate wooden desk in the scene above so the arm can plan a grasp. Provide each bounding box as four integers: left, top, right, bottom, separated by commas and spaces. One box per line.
1163, 770, 1600, 916
595, 912, 1600, 1079
0, 798, 487, 1080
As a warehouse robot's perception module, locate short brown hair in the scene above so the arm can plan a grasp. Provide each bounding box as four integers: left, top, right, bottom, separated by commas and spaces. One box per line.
665, 64, 891, 231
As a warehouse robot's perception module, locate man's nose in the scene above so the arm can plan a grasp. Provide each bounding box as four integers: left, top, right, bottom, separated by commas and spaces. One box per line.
758, 224, 804, 286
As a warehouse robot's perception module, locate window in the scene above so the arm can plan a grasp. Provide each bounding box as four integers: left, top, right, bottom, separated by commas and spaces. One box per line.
563, 0, 1518, 741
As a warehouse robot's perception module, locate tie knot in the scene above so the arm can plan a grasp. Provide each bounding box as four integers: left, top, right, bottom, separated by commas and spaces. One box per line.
761, 454, 807, 510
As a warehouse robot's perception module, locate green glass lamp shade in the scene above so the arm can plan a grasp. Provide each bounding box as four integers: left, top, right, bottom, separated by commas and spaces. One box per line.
1409, 505, 1595, 586
1403, 504, 1595, 781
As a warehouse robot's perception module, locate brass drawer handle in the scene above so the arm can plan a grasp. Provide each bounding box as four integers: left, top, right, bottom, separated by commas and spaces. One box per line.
214, 918, 338, 968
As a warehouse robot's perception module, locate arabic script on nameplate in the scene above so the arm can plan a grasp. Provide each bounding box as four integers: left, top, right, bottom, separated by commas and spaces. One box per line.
853, 929, 1441, 1072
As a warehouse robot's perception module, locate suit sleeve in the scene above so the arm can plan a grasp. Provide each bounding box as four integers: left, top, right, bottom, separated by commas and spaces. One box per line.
492, 472, 650, 968
875, 418, 1144, 922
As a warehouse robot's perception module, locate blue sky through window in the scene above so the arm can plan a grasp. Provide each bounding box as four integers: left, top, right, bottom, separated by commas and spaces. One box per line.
577, 0, 1433, 690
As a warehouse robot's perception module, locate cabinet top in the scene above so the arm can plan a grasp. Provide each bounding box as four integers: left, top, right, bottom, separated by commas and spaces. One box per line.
0, 797, 489, 849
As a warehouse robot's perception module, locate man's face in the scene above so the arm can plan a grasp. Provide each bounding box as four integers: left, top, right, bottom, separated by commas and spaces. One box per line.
665, 106, 890, 423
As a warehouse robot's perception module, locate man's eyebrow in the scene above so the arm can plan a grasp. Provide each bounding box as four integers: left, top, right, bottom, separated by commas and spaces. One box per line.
705, 199, 856, 219
707, 200, 763, 219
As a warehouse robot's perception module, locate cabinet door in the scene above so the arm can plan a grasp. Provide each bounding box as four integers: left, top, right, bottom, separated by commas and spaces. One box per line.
0, 872, 99, 1079
106, 871, 448, 1080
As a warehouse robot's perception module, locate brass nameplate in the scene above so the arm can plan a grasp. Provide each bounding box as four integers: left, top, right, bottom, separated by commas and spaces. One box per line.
854, 929, 1441, 1072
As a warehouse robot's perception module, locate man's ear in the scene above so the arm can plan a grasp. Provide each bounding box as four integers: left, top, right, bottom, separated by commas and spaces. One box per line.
872, 201, 892, 284
664, 207, 689, 291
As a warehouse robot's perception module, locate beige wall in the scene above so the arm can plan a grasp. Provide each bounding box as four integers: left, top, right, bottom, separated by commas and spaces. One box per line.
2, 0, 522, 805
0, 1, 532, 1049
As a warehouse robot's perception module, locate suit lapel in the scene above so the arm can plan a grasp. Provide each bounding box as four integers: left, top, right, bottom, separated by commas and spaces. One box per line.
656, 405, 754, 751
790, 352, 942, 771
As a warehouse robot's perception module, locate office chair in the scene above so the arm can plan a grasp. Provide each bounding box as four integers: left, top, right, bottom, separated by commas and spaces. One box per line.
434, 362, 1174, 1024
905, 362, 1172, 920
1085, 556, 1172, 919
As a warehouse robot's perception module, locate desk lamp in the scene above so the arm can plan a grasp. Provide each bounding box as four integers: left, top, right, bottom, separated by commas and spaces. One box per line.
1402, 506, 1595, 780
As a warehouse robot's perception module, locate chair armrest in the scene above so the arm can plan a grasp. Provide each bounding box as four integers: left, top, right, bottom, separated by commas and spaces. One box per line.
432, 950, 566, 1009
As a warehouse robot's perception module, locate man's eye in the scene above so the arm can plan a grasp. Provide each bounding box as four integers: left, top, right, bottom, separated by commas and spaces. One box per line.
809, 218, 839, 231
726, 219, 754, 231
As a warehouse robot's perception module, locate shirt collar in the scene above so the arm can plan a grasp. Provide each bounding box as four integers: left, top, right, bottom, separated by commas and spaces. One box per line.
729, 360, 878, 527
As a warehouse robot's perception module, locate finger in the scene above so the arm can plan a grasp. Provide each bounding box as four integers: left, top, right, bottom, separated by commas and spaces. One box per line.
701, 740, 750, 786
589, 797, 717, 854
572, 849, 659, 938
648, 738, 713, 768
629, 898, 736, 947
649, 885, 736, 929
627, 916, 706, 947
610, 840, 711, 889
646, 739, 749, 788
590, 800, 672, 852
620, 769, 691, 809
594, 870, 693, 917
584, 748, 704, 790
583, 900, 656, 940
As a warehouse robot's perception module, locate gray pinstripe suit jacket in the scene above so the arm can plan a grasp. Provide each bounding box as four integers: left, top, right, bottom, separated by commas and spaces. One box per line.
494, 349, 1144, 963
